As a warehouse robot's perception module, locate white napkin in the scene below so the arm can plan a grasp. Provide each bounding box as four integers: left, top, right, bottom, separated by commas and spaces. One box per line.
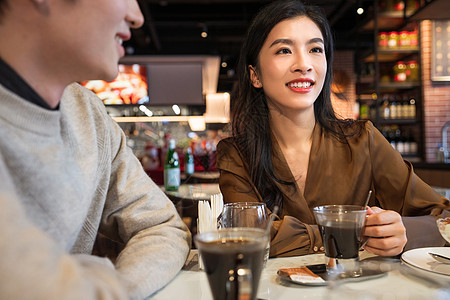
197, 200, 215, 234
197, 193, 223, 234
210, 193, 224, 225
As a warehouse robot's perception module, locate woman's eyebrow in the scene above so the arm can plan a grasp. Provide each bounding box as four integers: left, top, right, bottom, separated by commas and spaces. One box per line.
309, 37, 324, 45
269, 37, 324, 48
269, 38, 294, 48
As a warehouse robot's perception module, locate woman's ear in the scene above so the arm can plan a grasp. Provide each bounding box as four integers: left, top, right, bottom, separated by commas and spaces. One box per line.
249, 65, 262, 88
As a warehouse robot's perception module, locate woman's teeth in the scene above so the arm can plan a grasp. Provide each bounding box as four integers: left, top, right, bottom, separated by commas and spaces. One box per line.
288, 82, 313, 88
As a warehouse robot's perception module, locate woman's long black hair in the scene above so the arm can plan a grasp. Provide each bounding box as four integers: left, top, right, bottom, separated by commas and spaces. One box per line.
231, 0, 356, 210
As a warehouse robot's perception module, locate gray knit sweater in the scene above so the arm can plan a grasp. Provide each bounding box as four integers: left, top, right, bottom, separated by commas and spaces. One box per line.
0, 83, 191, 299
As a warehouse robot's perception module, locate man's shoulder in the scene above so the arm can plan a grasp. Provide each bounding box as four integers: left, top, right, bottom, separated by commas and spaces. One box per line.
62, 83, 109, 119
64, 83, 105, 108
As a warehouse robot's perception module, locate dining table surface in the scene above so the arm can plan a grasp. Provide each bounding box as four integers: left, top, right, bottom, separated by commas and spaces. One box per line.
149, 249, 450, 300
161, 183, 221, 201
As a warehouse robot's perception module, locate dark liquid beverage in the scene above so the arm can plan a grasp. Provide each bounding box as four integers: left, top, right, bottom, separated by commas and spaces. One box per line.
200, 238, 265, 300
319, 222, 362, 259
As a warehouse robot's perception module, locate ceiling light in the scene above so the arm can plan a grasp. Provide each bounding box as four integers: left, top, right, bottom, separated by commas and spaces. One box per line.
357, 7, 364, 15
188, 116, 206, 131
172, 104, 181, 115
201, 25, 208, 38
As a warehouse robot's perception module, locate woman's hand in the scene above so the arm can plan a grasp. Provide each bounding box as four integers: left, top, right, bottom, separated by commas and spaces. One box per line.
363, 206, 407, 256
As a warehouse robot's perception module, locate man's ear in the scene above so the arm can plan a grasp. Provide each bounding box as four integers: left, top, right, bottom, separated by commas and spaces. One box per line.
249, 65, 262, 88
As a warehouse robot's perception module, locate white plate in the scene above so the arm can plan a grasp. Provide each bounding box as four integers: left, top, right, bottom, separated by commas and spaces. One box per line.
401, 247, 450, 278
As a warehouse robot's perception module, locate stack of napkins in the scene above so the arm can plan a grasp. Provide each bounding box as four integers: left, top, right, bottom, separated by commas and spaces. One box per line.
197, 193, 223, 234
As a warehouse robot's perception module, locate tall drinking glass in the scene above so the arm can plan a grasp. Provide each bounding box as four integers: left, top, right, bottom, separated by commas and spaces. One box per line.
313, 205, 367, 278
194, 228, 268, 300
217, 202, 270, 265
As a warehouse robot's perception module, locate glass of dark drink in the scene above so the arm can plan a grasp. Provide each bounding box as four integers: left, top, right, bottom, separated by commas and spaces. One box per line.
217, 202, 270, 266
194, 228, 268, 300
313, 205, 367, 278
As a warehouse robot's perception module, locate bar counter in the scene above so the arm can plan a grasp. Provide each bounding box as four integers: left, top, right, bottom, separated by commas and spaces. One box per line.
412, 162, 450, 170
412, 162, 450, 189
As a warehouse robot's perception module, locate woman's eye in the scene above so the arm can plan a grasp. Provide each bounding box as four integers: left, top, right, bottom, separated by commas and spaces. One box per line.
310, 47, 324, 53
276, 48, 292, 54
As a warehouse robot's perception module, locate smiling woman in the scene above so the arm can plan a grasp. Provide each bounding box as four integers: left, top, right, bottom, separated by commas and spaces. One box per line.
216, 0, 449, 259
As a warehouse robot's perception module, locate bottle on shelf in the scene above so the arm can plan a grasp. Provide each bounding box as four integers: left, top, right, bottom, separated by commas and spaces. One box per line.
409, 131, 418, 156
406, 61, 419, 82
360, 103, 369, 119
393, 0, 405, 11
395, 129, 405, 154
388, 129, 397, 150
388, 31, 399, 48
382, 97, 390, 119
164, 139, 180, 191
408, 97, 416, 119
393, 61, 407, 82
184, 146, 195, 176
436, 143, 445, 163
390, 99, 398, 119
400, 95, 409, 119
403, 130, 411, 155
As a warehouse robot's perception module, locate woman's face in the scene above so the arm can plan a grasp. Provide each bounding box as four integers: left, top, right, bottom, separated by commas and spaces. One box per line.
39, 0, 144, 82
250, 16, 327, 114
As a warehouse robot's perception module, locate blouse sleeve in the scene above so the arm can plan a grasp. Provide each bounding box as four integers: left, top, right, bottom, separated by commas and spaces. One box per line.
216, 139, 324, 257
367, 122, 449, 249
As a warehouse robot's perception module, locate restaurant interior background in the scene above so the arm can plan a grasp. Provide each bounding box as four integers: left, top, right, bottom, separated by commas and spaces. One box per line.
81, 0, 450, 187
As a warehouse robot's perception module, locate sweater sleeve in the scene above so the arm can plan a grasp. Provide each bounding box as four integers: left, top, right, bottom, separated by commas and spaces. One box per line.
98, 114, 191, 299
0, 153, 128, 300
216, 139, 323, 257
367, 122, 450, 250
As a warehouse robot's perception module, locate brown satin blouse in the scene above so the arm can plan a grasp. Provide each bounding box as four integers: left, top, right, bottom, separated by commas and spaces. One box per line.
216, 121, 449, 257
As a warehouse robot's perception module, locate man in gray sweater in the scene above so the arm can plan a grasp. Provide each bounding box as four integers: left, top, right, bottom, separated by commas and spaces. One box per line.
0, 0, 191, 299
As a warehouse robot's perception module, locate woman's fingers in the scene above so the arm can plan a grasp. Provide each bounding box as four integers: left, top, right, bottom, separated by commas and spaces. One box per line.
363, 207, 407, 256
363, 240, 405, 257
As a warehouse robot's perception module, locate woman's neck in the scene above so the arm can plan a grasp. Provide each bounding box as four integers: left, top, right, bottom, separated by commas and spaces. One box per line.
269, 106, 316, 150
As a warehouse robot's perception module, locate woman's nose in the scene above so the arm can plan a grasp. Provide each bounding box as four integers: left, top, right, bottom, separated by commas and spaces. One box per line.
291, 53, 312, 74
127, 0, 145, 29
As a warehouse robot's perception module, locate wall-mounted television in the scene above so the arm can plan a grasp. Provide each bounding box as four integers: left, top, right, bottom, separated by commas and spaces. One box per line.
146, 62, 203, 105
81, 64, 149, 105
81, 56, 220, 106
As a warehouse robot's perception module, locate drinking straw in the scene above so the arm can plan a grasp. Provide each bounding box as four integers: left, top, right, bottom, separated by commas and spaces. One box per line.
364, 190, 373, 208
360, 190, 373, 250
265, 206, 279, 236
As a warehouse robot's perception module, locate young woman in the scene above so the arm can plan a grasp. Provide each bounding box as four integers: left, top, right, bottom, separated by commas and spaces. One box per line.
216, 0, 449, 258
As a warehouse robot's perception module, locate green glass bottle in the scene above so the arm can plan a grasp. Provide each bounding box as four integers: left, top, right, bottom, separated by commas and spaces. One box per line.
164, 139, 180, 191
184, 147, 195, 176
